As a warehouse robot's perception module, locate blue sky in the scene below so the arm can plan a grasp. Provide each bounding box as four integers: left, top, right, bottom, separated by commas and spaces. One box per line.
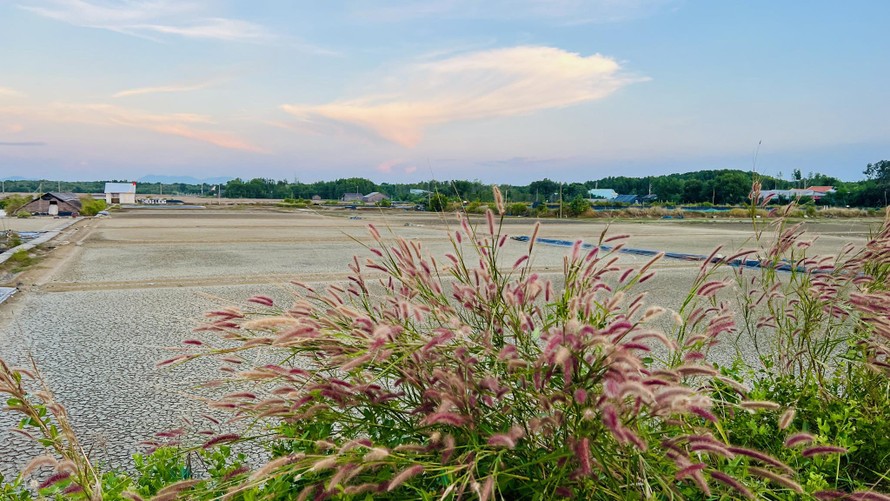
0, 0, 887, 183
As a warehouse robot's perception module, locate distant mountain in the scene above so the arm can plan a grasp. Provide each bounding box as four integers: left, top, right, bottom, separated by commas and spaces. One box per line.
138, 175, 234, 185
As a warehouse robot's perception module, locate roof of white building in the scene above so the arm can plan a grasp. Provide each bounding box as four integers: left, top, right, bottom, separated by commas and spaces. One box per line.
104, 182, 137, 194
587, 188, 618, 200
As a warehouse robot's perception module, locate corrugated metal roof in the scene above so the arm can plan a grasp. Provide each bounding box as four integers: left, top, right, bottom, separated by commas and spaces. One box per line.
587, 189, 618, 200
47, 192, 81, 203
613, 194, 639, 204
105, 182, 137, 193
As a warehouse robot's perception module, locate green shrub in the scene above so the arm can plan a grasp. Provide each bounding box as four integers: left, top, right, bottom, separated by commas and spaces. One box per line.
79, 197, 107, 216
278, 198, 309, 208
566, 196, 590, 217
508, 202, 528, 216
427, 193, 449, 212
1, 195, 32, 214
5, 232, 22, 248
15, 211, 31, 218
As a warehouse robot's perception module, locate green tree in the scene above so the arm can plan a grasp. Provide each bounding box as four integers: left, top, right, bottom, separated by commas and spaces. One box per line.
682, 179, 704, 203
793, 168, 803, 188
566, 196, 590, 217
428, 193, 449, 212
528, 179, 560, 202
865, 160, 890, 182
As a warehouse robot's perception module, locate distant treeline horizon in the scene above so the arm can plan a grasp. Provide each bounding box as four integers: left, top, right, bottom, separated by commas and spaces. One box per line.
2, 164, 888, 207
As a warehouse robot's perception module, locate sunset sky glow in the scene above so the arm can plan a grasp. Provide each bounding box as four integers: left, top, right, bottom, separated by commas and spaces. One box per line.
1, 1, 888, 183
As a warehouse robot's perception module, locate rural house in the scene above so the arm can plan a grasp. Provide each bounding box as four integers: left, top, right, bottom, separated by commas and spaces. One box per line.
20, 192, 82, 216
362, 192, 389, 204
105, 182, 137, 204
341, 192, 363, 202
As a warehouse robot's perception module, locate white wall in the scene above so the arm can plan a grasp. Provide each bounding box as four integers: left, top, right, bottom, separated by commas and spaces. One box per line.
106, 192, 137, 204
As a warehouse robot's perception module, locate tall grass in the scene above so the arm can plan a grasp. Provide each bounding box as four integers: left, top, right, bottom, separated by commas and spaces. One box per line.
1, 188, 888, 499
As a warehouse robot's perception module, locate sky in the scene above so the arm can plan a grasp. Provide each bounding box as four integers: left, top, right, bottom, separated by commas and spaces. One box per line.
0, 0, 888, 184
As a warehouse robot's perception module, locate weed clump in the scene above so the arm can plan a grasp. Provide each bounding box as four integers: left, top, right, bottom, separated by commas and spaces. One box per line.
0, 190, 888, 499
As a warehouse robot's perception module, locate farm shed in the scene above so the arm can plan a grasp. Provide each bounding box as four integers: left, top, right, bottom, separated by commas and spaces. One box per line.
362, 192, 389, 203
20, 192, 83, 216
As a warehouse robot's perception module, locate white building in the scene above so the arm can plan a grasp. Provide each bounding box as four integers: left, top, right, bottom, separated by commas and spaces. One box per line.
105, 182, 137, 204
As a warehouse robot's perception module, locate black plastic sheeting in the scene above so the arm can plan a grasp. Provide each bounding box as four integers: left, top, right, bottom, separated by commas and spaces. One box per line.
511, 236, 816, 274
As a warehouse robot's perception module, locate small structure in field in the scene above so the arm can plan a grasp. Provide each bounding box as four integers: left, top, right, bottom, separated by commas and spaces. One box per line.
362, 192, 389, 204
105, 182, 137, 204
139, 198, 167, 205
20, 192, 82, 216
341, 193, 363, 203
758, 186, 834, 202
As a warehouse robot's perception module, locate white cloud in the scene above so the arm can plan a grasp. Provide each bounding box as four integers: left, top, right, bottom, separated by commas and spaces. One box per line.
0, 87, 25, 98
113, 79, 218, 98
282, 46, 645, 147
353, 0, 674, 23
126, 18, 269, 41
19, 0, 271, 42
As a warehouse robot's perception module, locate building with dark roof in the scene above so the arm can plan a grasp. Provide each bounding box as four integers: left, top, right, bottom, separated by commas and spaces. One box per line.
20, 192, 82, 216
362, 192, 389, 203
613, 194, 640, 204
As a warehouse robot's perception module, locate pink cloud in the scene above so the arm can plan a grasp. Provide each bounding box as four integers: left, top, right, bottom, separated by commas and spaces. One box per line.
403, 165, 417, 174
1, 124, 25, 134
377, 159, 398, 173
282, 46, 645, 147
1, 103, 262, 153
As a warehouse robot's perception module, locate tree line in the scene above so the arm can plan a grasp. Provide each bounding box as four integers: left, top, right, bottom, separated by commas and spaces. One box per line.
3, 161, 888, 207
221, 163, 890, 207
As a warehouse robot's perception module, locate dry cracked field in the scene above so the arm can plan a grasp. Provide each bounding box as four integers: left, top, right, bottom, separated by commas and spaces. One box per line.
0, 209, 878, 476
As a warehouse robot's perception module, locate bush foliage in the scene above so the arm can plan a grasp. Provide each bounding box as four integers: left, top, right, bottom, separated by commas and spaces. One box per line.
79, 197, 107, 216
1, 187, 888, 499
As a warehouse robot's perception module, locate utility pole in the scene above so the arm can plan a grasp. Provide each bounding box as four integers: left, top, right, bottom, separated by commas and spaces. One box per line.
559, 182, 563, 219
